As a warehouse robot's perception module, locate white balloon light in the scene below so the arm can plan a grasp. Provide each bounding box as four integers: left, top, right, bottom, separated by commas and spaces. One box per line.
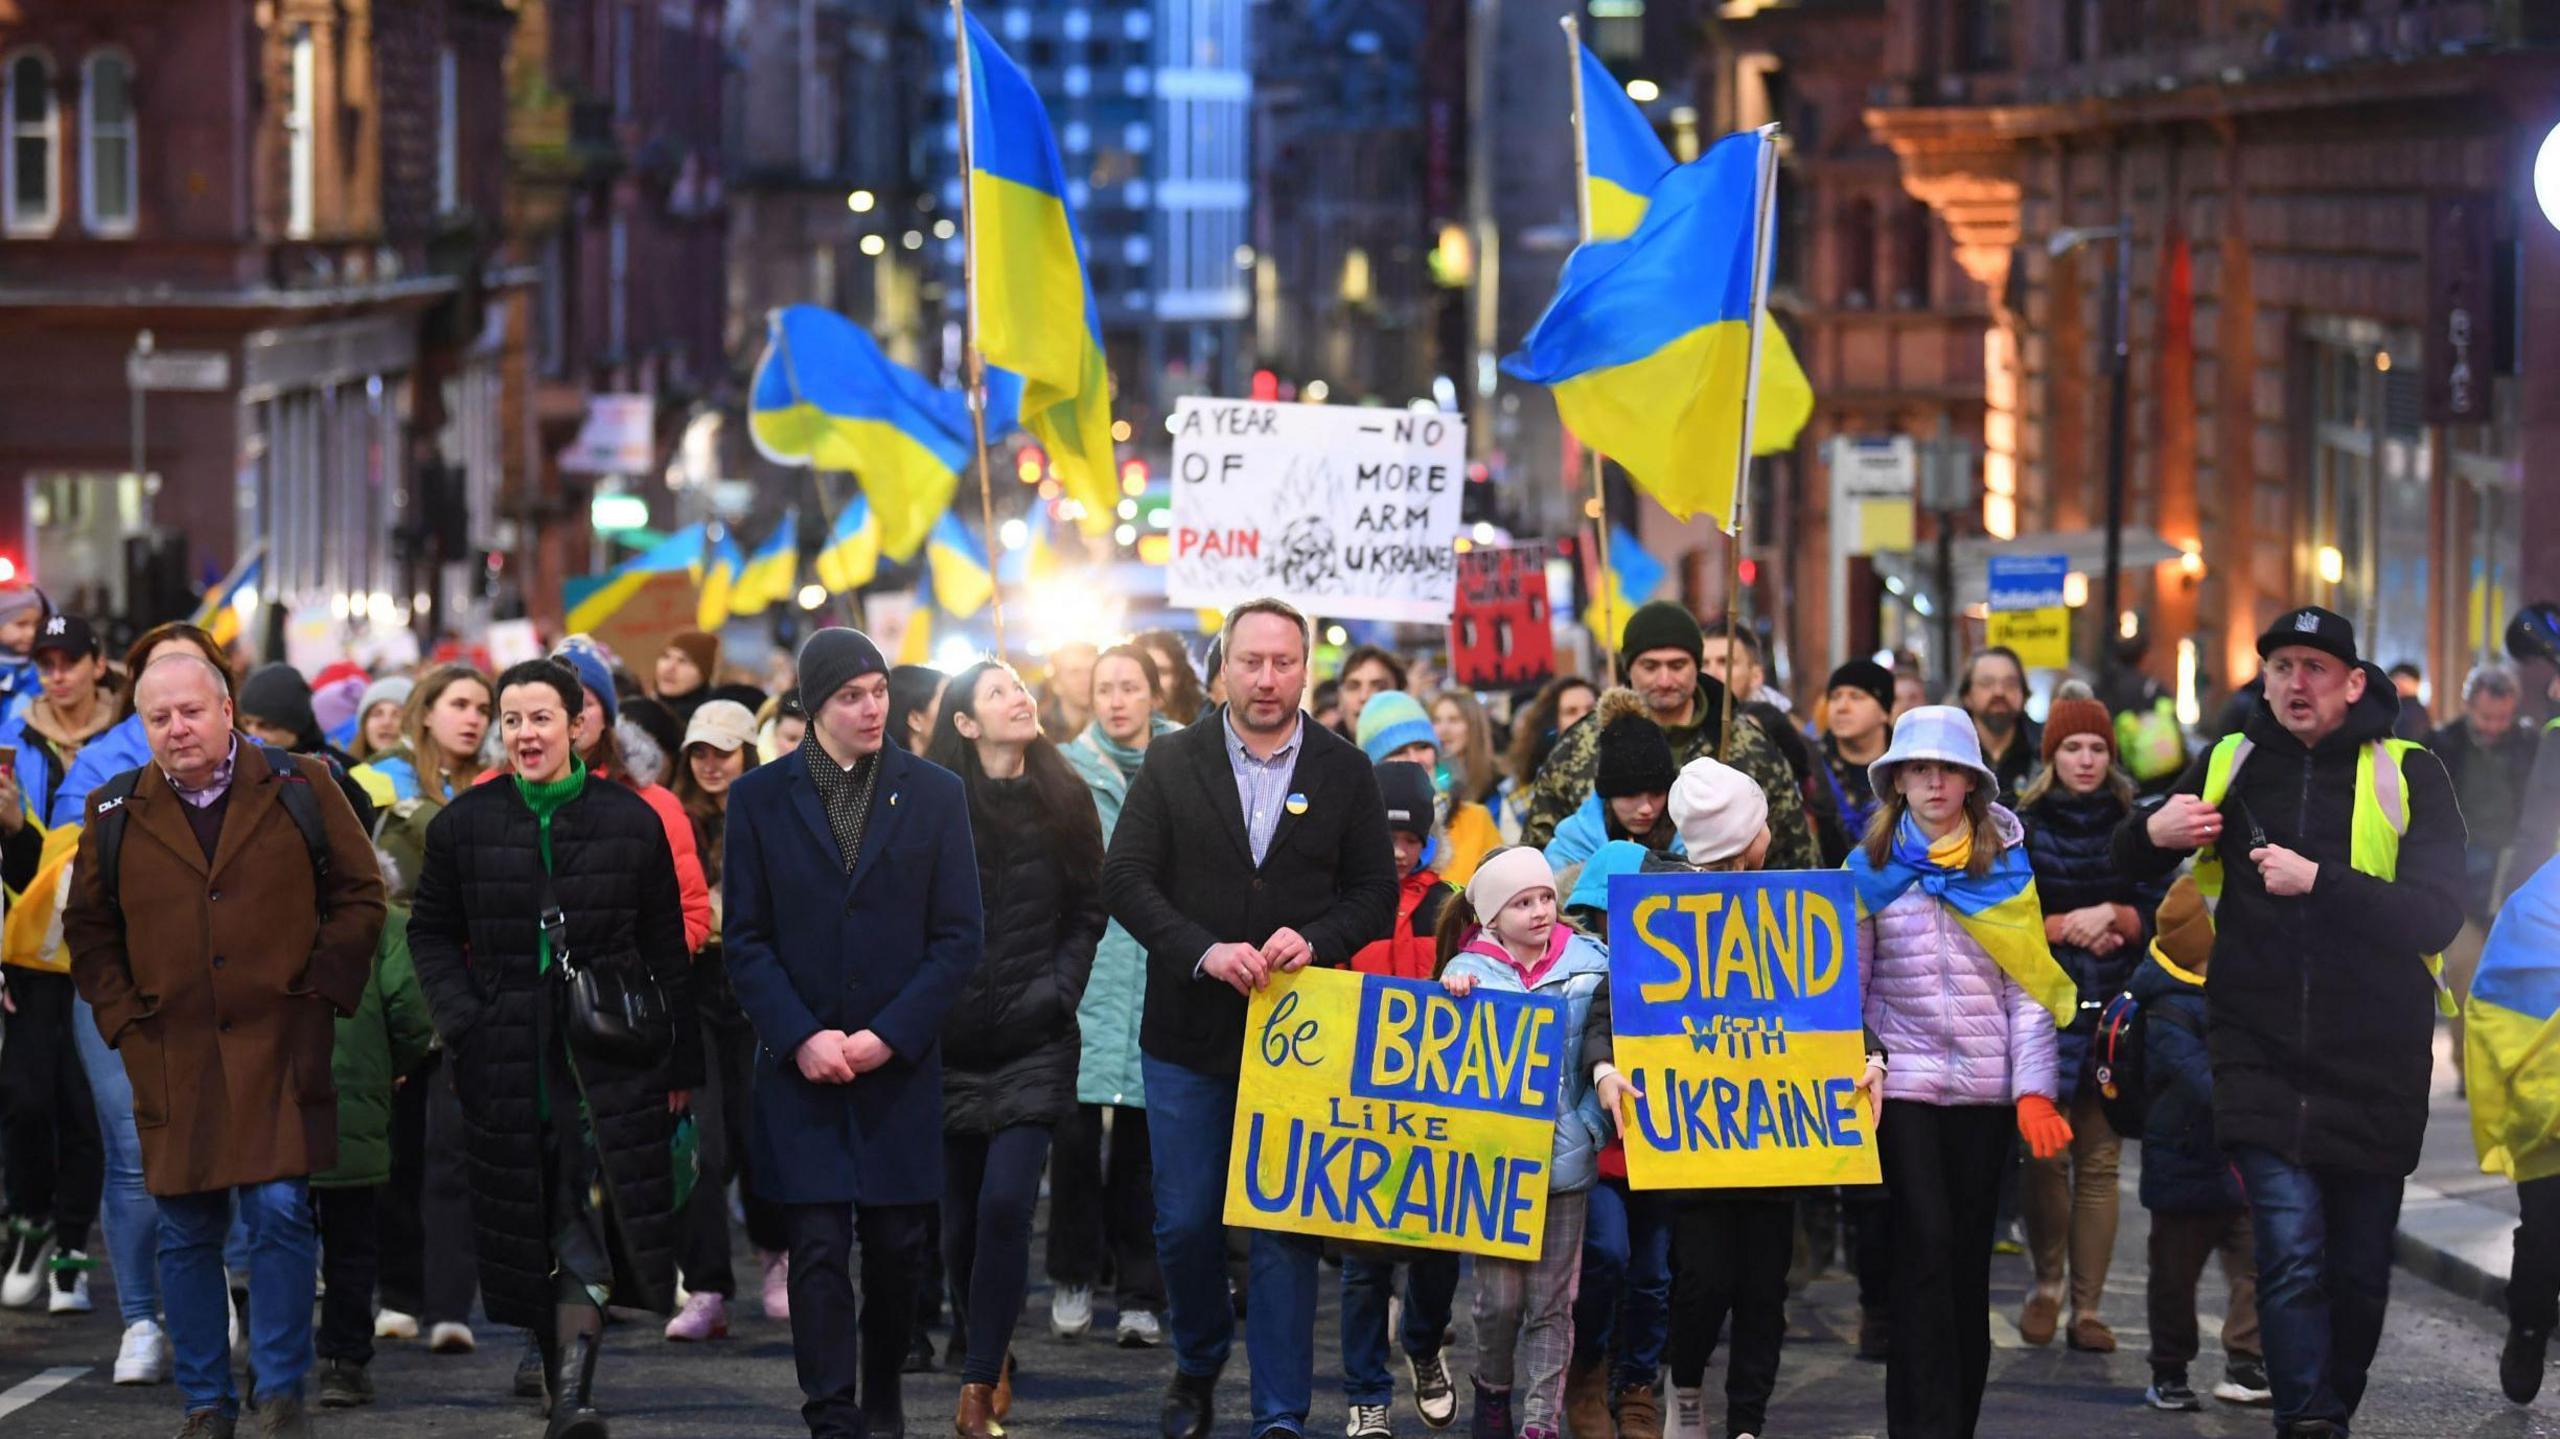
2539, 121, 2560, 234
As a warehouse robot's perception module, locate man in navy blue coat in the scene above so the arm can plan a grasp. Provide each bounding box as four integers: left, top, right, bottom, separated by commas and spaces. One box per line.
724, 627, 984, 1439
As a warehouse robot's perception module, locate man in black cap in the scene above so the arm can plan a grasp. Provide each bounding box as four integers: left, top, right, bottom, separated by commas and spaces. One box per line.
1819, 659, 1896, 854
1516, 599, 1815, 869
722, 627, 986, 1439
2114, 605, 2465, 1439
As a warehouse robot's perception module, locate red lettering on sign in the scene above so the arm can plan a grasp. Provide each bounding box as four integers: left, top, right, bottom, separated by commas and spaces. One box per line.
1178, 528, 1263, 560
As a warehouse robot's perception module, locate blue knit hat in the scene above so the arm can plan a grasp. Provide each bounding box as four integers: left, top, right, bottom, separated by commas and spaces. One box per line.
1356, 689, 1437, 764
556, 644, 619, 725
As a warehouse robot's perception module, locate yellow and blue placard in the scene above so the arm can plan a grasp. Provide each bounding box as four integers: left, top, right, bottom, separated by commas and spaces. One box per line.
1226, 967, 1567, 1262
1606, 870, 1879, 1189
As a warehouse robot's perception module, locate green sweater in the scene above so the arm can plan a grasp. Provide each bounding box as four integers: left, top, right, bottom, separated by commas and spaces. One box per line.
313, 907, 436, 1188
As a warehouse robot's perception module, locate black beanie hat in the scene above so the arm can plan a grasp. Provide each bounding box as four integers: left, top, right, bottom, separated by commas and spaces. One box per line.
1595, 711, 1679, 799
239, 662, 318, 746
1374, 760, 1436, 839
1826, 658, 1895, 714
797, 627, 889, 712
1617, 599, 1705, 676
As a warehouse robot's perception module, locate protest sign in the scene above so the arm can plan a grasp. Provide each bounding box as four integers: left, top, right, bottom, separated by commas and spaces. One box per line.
1168, 398, 1467, 624
1986, 552, 2071, 670
1225, 966, 1567, 1262
1605, 870, 1878, 1190
1449, 543, 1556, 689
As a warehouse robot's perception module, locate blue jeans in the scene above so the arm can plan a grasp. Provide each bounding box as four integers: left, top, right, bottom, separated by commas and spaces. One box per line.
1573, 1177, 1676, 1391
2232, 1147, 2404, 1433
71, 993, 158, 1326
1145, 1053, 1321, 1436
1341, 1251, 1461, 1404
160, 1180, 317, 1415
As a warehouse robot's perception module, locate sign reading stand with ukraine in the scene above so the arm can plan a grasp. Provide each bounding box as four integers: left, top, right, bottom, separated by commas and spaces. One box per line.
1606, 871, 1879, 1190
1225, 968, 1567, 1262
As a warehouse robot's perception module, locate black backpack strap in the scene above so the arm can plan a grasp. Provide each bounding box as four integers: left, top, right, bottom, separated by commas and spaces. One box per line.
256, 745, 334, 915
88, 766, 145, 908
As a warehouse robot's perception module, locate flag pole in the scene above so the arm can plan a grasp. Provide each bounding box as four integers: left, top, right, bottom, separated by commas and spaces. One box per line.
1720, 123, 1782, 753
1561, 15, 1616, 658
953, 0, 1008, 657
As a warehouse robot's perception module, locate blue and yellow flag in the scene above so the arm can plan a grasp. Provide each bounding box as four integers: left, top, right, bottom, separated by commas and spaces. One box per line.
1584, 522, 1665, 648
814, 497, 882, 595
926, 512, 995, 620
1844, 816, 2076, 1025
2468, 856, 2560, 1181
563, 526, 705, 636
1512, 126, 1816, 529
1580, 45, 1674, 243
997, 501, 1060, 587
750, 305, 975, 563
728, 510, 799, 619
190, 546, 266, 649
964, 14, 1116, 536
898, 571, 938, 668
696, 529, 746, 633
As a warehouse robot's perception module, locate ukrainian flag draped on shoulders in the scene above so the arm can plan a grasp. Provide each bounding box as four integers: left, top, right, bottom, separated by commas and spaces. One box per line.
750, 305, 977, 562
2467, 855, 2560, 1181
1844, 813, 2077, 1025
1507, 115, 1814, 529
963, 14, 1116, 534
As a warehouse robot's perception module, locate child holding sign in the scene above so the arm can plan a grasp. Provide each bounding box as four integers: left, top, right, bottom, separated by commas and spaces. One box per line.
1435, 847, 1610, 1439
1847, 706, 2074, 1439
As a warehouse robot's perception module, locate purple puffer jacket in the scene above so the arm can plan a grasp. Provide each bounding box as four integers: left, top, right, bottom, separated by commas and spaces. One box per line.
1859, 813, 2061, 1108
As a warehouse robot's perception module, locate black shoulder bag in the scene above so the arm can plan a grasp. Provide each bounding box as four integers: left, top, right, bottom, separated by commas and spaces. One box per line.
537, 861, 671, 1070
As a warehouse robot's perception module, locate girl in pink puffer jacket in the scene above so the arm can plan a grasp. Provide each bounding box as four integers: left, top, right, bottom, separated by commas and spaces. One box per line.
1846, 705, 2076, 1439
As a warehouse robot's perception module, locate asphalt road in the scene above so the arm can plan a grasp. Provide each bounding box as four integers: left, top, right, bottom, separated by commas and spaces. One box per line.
4, 1190, 2558, 1438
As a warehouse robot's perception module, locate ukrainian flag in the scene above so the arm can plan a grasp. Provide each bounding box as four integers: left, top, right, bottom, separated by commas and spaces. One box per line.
190, 545, 266, 649
749, 305, 976, 562
2468, 856, 2560, 1181
1510, 126, 1816, 530
814, 497, 882, 595
696, 529, 746, 633
563, 526, 706, 636
729, 510, 800, 619
964, 14, 1116, 535
1845, 817, 2076, 1025
925, 512, 995, 620
1584, 522, 1665, 648
1579, 45, 1673, 242
997, 502, 1059, 587
898, 571, 939, 668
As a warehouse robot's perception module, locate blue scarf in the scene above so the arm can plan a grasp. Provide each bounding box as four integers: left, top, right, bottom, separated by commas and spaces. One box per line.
1846, 812, 2074, 1024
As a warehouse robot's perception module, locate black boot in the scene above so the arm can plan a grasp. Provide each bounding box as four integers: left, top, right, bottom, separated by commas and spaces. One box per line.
545, 1305, 607, 1439
2506, 1325, 2551, 1404
1159, 1367, 1216, 1439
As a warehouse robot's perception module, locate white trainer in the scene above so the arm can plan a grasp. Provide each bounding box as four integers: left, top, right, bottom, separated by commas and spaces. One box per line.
374, 1308, 419, 1340
1050, 1283, 1094, 1340
428, 1320, 478, 1354
0, 1232, 54, 1308
114, 1318, 172, 1384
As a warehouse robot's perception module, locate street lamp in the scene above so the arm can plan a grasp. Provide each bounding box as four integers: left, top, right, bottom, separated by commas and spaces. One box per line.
2050, 222, 2131, 691
2538, 121, 2560, 233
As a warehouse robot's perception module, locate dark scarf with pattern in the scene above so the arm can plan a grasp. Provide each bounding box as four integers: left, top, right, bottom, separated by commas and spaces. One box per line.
802, 739, 881, 874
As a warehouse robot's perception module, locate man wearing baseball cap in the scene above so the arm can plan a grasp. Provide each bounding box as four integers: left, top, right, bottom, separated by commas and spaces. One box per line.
2114, 604, 2465, 1439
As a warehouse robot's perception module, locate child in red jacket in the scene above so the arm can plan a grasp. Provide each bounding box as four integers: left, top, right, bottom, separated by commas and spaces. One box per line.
1351, 760, 1454, 981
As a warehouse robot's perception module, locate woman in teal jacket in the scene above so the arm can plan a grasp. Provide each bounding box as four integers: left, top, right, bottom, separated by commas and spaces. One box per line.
1049, 644, 1178, 1346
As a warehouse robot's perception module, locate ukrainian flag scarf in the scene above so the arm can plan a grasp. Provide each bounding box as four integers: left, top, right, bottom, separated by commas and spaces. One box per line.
2467, 856, 2560, 1182
1846, 814, 2075, 1025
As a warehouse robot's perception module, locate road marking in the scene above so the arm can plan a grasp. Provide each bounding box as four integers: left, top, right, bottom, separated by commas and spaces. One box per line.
0, 1366, 91, 1418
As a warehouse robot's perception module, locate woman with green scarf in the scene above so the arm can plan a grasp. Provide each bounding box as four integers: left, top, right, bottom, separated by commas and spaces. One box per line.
1047, 642, 1179, 1348
409, 657, 701, 1439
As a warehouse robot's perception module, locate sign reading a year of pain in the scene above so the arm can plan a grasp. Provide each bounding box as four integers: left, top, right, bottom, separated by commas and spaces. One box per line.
1605, 870, 1878, 1190
1224, 967, 1567, 1262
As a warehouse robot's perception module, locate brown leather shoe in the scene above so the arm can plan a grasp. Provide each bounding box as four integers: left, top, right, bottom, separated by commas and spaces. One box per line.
2018, 1291, 2061, 1346
2067, 1316, 2118, 1353
992, 1352, 1014, 1421
956, 1383, 1005, 1439
1613, 1382, 1663, 1439
1564, 1358, 1614, 1437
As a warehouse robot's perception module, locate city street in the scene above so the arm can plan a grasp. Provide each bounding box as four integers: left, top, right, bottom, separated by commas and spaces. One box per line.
2, 1191, 2554, 1439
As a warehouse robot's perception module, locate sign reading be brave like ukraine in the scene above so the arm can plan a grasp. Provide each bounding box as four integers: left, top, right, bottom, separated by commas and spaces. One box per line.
1607, 871, 1878, 1189
1226, 967, 1566, 1262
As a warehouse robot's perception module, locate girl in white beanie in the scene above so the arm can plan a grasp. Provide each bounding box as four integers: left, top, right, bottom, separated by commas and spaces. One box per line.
1431, 847, 1611, 1439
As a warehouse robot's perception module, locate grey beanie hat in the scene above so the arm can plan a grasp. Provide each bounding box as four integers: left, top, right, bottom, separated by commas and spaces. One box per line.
796, 627, 889, 711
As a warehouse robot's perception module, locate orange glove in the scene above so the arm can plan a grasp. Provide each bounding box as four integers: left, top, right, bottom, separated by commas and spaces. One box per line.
2016, 1095, 2074, 1160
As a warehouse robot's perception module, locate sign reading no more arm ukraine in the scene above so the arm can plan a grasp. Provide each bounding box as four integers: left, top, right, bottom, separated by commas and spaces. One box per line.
1225, 967, 1566, 1262
1168, 398, 1468, 624
1606, 870, 1878, 1190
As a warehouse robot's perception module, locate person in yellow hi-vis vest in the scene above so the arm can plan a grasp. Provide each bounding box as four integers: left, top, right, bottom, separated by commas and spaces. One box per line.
2112, 605, 2466, 1439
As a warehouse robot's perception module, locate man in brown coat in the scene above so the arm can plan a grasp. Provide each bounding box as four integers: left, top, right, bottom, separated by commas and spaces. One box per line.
65, 651, 385, 1439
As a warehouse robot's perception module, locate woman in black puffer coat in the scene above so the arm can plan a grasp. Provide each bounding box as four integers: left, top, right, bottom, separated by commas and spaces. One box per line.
2013, 692, 2169, 1355
926, 661, 1106, 1437
409, 658, 701, 1439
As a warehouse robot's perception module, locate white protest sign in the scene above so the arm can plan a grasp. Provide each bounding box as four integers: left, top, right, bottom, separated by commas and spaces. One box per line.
1167, 398, 1467, 624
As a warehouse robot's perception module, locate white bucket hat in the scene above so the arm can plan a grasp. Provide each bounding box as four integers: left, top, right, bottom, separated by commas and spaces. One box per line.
1868, 704, 2000, 799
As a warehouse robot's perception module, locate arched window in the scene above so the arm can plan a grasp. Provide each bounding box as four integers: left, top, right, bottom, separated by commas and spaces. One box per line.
5, 50, 58, 236
1839, 197, 1877, 310
82, 51, 135, 236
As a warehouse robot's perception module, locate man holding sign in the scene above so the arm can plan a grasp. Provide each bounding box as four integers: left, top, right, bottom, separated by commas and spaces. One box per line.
1101, 599, 1399, 1439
